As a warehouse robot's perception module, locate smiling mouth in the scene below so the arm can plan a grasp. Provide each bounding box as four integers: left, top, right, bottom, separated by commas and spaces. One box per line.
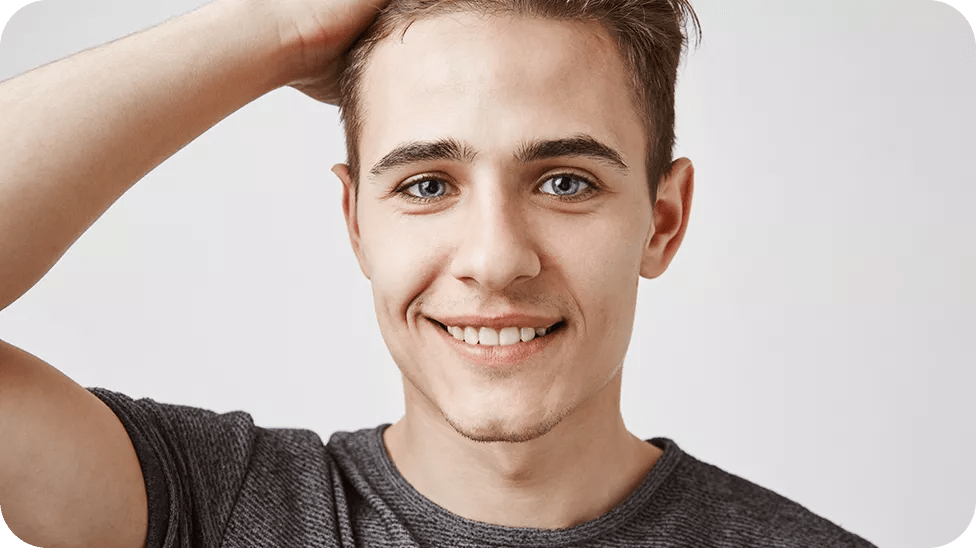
428, 318, 566, 346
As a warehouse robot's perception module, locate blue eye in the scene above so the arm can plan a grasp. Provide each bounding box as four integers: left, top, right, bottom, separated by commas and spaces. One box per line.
395, 173, 600, 205
540, 175, 592, 198
404, 179, 447, 200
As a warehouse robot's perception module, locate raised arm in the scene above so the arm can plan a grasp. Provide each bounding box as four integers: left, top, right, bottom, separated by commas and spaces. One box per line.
0, 0, 384, 546
0, 0, 338, 313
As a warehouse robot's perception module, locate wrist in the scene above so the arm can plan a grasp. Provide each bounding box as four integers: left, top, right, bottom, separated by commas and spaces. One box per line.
203, 0, 304, 94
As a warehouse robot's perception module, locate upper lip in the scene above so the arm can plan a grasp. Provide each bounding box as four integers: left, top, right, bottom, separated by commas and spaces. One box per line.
428, 314, 563, 329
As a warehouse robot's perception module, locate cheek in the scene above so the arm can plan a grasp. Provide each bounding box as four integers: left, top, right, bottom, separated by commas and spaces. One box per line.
358, 208, 445, 320
555, 214, 645, 332
560, 213, 645, 282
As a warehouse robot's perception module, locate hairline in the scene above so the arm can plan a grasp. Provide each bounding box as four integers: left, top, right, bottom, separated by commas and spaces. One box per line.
339, 1, 701, 204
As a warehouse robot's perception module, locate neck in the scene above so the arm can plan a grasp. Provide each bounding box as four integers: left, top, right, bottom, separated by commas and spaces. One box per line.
382, 374, 663, 529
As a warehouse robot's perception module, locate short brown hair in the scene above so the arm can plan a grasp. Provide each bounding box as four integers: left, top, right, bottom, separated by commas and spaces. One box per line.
337, 0, 701, 205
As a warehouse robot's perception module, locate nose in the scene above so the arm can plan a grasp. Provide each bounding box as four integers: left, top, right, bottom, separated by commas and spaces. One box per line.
449, 186, 541, 291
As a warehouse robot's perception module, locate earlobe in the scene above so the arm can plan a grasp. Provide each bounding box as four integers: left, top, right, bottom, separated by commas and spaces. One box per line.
332, 163, 371, 280
639, 158, 695, 279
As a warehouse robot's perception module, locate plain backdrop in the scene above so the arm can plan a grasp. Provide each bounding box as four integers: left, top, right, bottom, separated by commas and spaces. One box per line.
0, 1, 974, 547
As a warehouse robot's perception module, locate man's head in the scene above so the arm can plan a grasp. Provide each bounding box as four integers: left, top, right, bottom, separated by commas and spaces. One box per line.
338, 0, 700, 204
332, 0, 698, 444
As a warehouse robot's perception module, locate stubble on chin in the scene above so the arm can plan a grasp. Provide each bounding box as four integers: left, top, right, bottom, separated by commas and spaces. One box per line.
441, 403, 576, 444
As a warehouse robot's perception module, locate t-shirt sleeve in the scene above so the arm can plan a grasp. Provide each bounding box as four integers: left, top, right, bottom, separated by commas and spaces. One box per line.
87, 387, 257, 548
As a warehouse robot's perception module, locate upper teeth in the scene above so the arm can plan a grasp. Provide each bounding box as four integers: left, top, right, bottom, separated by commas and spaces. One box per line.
445, 325, 554, 346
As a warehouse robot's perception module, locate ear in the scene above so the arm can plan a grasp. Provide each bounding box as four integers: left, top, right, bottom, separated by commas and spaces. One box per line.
332, 163, 371, 280
640, 158, 694, 279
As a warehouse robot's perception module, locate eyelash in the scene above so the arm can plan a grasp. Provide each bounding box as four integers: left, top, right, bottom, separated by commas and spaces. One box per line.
392, 172, 602, 205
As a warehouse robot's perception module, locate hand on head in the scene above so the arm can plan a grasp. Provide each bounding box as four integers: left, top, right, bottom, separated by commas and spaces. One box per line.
231, 0, 391, 104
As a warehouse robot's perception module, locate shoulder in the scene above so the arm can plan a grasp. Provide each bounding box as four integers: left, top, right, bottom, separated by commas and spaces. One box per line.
88, 387, 331, 475
87, 388, 333, 546
88, 387, 258, 470
650, 439, 877, 547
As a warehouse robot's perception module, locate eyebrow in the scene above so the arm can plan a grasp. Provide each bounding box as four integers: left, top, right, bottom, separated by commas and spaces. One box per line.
368, 134, 629, 179
369, 139, 477, 177
514, 134, 629, 174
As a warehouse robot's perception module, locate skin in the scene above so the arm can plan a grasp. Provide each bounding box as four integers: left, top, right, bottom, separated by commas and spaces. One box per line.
2, 0, 688, 542
332, 12, 694, 529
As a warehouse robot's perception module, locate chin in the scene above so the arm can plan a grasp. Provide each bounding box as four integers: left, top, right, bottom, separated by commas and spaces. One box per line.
440, 404, 574, 444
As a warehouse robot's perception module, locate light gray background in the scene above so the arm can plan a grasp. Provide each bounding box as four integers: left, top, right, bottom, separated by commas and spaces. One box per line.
1, 1, 974, 547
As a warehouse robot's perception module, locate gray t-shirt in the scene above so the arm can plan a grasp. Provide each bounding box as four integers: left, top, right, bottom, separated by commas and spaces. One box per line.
88, 388, 878, 547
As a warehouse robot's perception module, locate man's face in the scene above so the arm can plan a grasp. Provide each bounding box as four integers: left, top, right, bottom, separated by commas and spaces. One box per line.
341, 13, 668, 442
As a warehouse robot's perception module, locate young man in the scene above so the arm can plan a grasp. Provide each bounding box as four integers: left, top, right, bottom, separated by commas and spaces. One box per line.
0, 0, 878, 546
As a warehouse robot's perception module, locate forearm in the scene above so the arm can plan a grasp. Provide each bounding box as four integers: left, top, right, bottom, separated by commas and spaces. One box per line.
0, 0, 293, 312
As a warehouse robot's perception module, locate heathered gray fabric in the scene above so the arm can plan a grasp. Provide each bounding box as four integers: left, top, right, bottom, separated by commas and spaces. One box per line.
88, 387, 878, 547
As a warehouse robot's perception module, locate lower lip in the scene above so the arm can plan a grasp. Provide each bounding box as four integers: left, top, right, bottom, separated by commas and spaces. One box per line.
427, 318, 563, 367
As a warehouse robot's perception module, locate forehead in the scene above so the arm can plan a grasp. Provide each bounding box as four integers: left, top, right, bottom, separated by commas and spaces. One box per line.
358, 12, 644, 173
